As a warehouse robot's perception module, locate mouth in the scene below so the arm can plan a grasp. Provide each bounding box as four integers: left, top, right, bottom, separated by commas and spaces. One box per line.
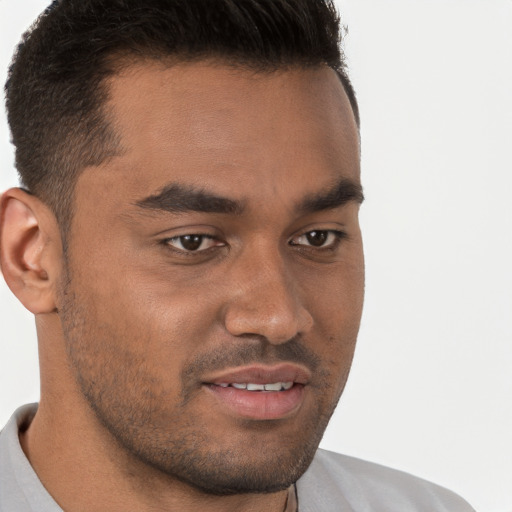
203, 364, 310, 421
214, 382, 294, 391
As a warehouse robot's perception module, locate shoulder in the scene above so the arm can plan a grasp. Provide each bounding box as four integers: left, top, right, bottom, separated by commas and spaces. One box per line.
1, 404, 62, 512
296, 449, 475, 512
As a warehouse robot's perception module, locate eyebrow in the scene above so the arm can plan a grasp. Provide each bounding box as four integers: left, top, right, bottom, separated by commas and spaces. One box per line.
135, 184, 244, 215
298, 178, 364, 213
135, 178, 363, 216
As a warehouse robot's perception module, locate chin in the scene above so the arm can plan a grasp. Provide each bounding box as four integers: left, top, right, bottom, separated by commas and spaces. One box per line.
165, 444, 318, 496
111, 413, 325, 496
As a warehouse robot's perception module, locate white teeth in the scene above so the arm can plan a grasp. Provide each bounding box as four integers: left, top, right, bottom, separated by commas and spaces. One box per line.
263, 382, 283, 391
247, 383, 266, 391
218, 382, 294, 391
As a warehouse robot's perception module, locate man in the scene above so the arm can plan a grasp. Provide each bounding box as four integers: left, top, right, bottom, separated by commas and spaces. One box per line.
0, 1, 475, 511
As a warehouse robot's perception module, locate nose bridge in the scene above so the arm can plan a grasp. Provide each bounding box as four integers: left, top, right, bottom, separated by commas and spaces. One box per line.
222, 241, 313, 343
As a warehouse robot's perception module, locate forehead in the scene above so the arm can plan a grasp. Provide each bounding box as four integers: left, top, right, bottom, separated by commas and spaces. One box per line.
80, 61, 360, 208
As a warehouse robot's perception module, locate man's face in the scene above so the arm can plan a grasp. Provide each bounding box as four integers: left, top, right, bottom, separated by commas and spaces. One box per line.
59, 62, 364, 494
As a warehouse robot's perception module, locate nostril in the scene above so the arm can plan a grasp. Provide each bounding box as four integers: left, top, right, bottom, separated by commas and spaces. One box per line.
223, 299, 313, 344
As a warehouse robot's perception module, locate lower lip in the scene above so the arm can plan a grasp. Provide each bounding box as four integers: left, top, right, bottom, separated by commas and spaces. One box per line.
205, 384, 305, 420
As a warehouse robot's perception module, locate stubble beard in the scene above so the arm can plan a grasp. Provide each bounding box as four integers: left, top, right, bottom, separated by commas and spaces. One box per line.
58, 273, 345, 496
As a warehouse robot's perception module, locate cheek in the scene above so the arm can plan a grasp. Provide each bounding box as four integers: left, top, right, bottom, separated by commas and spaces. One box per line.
302, 258, 365, 327
300, 258, 364, 373
64, 260, 221, 388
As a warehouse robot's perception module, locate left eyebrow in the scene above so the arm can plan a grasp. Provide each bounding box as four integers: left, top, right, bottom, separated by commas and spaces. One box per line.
298, 178, 364, 213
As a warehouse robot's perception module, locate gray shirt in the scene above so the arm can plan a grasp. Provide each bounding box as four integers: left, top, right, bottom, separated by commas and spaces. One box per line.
0, 404, 475, 511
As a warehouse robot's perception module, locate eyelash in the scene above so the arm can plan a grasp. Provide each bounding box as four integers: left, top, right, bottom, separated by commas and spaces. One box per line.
289, 230, 346, 251
163, 234, 223, 254
162, 229, 346, 255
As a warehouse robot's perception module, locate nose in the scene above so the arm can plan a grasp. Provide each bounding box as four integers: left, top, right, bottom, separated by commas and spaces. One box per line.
222, 247, 314, 344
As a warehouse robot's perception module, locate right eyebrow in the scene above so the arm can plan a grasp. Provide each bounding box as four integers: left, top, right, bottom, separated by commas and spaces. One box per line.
134, 183, 244, 215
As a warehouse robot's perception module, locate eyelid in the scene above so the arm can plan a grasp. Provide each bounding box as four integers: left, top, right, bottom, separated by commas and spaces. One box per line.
163, 233, 226, 254
289, 229, 346, 249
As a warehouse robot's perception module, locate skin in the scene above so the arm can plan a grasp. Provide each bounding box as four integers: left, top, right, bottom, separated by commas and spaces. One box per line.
0, 62, 363, 512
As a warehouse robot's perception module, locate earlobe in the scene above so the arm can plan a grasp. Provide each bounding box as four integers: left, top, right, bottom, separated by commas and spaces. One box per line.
0, 188, 62, 314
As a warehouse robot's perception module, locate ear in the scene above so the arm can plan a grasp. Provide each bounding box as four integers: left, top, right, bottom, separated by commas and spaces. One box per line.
0, 188, 63, 314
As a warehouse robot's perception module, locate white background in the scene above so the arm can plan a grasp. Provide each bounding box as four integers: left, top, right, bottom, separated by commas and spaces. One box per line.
1, 1, 511, 511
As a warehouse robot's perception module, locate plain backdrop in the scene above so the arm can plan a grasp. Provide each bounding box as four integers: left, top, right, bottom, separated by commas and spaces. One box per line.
1, 1, 511, 511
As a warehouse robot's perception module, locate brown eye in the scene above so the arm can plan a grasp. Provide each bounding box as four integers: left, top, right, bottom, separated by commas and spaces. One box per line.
290, 230, 344, 249
166, 234, 221, 252
305, 231, 329, 247
179, 235, 204, 251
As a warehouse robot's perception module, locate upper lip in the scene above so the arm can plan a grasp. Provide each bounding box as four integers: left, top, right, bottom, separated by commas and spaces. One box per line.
204, 363, 311, 385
